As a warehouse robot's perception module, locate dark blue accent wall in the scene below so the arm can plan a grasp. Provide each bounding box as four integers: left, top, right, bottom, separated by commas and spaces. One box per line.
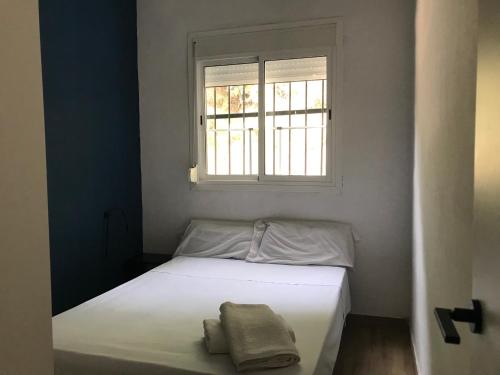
39, 0, 142, 315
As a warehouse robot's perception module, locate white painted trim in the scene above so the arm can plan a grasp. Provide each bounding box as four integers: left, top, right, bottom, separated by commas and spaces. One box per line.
188, 17, 344, 40
191, 180, 341, 193
195, 56, 259, 180
257, 54, 266, 182
333, 19, 344, 194
187, 17, 343, 192
187, 35, 197, 167
256, 47, 333, 185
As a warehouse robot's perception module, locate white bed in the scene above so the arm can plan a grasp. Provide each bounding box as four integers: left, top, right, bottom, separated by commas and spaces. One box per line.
53, 256, 350, 375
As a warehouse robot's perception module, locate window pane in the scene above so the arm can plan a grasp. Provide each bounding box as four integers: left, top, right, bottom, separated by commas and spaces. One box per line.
216, 130, 229, 175
290, 115, 306, 175
244, 129, 251, 174
265, 56, 327, 177
216, 118, 228, 130
206, 87, 215, 116
306, 127, 322, 176
202, 57, 329, 179
230, 86, 243, 114
322, 127, 327, 176
207, 119, 215, 130
265, 84, 274, 112
243, 129, 258, 175
275, 115, 288, 129
307, 80, 323, 110
204, 63, 258, 176
276, 128, 289, 175
291, 81, 306, 110
291, 114, 305, 128
231, 117, 243, 130
244, 116, 257, 130
266, 57, 326, 83
274, 83, 289, 112
251, 129, 258, 174
265, 116, 274, 175
290, 128, 305, 175
307, 113, 323, 127
212, 87, 228, 115
206, 131, 215, 175
322, 111, 327, 176
230, 130, 244, 175
244, 84, 258, 114
274, 113, 289, 174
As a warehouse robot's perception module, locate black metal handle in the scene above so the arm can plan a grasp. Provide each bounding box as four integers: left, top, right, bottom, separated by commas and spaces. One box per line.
434, 300, 482, 345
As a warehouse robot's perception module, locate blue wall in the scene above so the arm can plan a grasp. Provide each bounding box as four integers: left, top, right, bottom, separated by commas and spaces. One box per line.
39, 0, 142, 315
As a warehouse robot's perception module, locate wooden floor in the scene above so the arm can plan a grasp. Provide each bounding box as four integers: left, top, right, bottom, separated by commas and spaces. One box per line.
333, 314, 417, 375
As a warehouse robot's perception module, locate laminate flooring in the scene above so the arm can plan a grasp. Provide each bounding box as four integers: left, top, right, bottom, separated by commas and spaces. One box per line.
333, 314, 417, 375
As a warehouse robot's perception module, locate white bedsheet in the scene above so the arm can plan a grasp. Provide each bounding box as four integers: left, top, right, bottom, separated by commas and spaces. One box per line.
53, 256, 350, 375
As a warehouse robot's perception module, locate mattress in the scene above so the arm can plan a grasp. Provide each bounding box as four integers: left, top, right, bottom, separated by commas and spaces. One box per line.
53, 256, 350, 375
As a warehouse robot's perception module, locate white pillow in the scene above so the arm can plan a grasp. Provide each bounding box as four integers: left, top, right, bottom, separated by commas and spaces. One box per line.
174, 219, 254, 259
246, 219, 356, 267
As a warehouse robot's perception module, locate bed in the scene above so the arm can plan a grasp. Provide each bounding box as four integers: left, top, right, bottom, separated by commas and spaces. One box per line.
53, 255, 350, 375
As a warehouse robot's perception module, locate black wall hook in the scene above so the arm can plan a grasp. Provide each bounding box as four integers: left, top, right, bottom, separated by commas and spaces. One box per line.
434, 299, 482, 344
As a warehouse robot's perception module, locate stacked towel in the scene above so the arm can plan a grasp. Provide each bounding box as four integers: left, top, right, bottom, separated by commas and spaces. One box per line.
218, 302, 300, 372
203, 319, 228, 354
203, 314, 296, 354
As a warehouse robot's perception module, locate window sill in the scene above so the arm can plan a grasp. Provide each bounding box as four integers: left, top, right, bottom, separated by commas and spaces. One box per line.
190, 180, 341, 193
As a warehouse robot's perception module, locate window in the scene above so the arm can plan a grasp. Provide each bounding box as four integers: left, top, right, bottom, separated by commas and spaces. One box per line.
190, 20, 340, 188
265, 57, 328, 177
204, 63, 259, 176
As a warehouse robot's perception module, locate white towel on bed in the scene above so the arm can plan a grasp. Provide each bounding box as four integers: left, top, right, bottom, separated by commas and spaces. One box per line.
219, 302, 300, 372
203, 315, 296, 354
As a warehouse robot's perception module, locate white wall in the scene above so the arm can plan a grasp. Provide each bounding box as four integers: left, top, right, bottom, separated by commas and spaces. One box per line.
0, 1, 54, 374
138, 0, 415, 317
412, 0, 478, 374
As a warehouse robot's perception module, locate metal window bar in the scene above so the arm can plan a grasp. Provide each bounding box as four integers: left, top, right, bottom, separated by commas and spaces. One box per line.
228, 86, 231, 175
248, 87, 254, 175
207, 85, 263, 176
214, 87, 217, 175
273, 83, 276, 175
206, 108, 325, 120
206, 79, 327, 177
279, 125, 282, 175
305, 81, 308, 175
288, 82, 291, 176
268, 79, 327, 177
242, 85, 246, 175
249, 128, 253, 174
205, 88, 208, 173
210, 125, 322, 131
319, 80, 325, 175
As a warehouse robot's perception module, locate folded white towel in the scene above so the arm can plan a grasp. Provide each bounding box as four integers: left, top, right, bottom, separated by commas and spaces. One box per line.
219, 302, 300, 372
203, 314, 296, 354
203, 319, 227, 354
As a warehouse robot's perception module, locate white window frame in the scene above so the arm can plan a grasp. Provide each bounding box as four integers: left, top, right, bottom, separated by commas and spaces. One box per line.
196, 56, 260, 183
188, 18, 343, 192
